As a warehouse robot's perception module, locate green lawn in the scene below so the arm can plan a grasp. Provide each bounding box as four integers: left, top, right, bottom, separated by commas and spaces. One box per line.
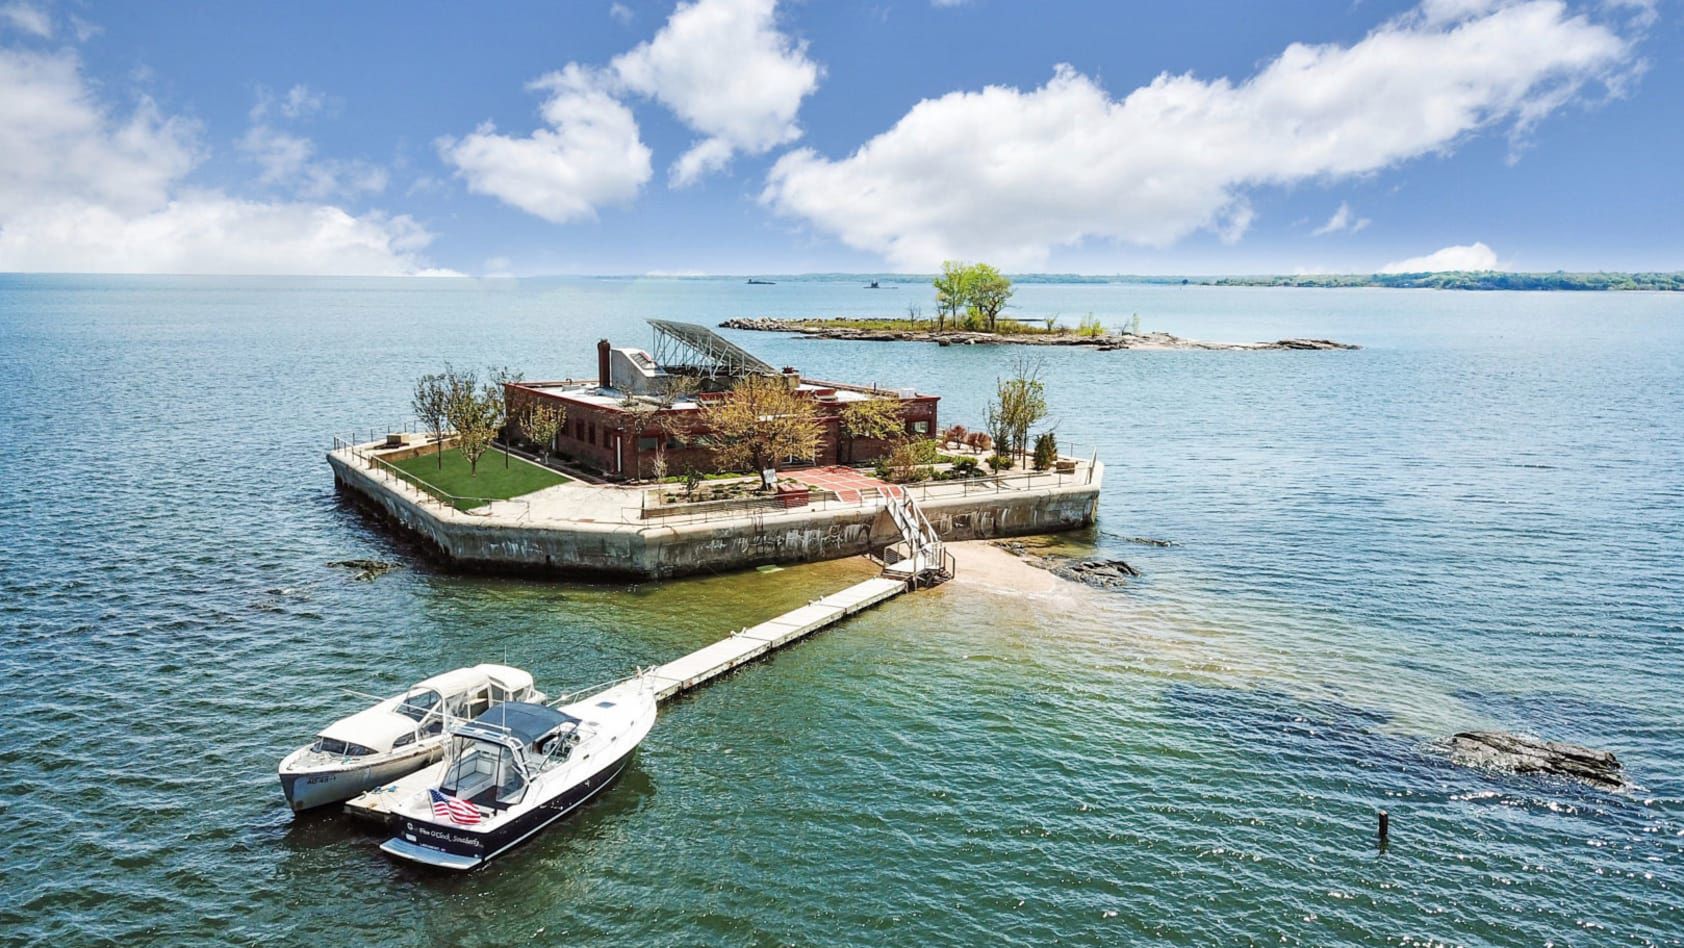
386, 447, 569, 509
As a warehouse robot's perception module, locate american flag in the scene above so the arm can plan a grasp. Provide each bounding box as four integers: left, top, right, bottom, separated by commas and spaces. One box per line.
429, 788, 482, 826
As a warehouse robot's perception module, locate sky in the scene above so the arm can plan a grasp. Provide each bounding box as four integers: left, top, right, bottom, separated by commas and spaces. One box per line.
0, 0, 1679, 277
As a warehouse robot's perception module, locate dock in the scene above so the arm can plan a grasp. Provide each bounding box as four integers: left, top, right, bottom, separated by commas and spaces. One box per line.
344, 497, 949, 824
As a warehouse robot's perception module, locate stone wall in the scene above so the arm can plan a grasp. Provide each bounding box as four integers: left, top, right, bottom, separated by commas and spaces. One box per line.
329, 449, 1101, 579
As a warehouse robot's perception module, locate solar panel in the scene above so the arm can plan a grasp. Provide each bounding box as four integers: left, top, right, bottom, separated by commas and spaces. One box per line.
647, 319, 776, 378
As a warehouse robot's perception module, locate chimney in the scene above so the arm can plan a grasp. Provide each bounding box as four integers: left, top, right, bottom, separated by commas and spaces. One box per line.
597, 339, 612, 389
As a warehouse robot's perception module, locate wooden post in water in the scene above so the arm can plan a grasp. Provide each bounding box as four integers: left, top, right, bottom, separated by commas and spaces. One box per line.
1377, 809, 1390, 850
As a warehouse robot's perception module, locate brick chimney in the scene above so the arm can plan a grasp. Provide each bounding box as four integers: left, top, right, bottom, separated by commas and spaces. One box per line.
597, 339, 612, 389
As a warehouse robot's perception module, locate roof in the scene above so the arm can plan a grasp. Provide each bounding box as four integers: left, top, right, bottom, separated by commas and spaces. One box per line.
457, 701, 578, 747
470, 663, 534, 694
413, 666, 490, 697
318, 705, 415, 754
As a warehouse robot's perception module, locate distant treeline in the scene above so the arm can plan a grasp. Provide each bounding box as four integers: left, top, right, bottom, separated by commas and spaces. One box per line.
1202, 271, 1684, 291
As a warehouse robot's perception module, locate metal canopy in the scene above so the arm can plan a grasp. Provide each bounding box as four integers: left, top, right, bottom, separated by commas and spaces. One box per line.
648, 319, 775, 379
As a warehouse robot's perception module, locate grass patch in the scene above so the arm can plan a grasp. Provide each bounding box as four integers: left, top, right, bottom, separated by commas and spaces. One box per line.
386, 448, 569, 509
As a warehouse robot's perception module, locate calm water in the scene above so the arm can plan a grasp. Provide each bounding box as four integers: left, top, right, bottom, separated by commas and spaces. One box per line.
1, 276, 1681, 945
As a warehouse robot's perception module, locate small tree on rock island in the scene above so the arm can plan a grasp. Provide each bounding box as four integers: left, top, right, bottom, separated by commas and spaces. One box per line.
522, 401, 566, 464
838, 397, 903, 464
411, 372, 451, 469
965, 263, 1014, 333
443, 367, 504, 478
700, 374, 821, 491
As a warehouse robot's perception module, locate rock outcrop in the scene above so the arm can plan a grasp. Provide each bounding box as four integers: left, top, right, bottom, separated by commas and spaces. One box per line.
719, 318, 1359, 351
990, 541, 1140, 589
328, 558, 402, 581
1447, 731, 1625, 788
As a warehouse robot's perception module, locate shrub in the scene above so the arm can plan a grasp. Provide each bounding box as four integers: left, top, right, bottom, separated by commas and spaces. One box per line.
987, 452, 1015, 472
1032, 432, 1058, 471
942, 424, 967, 448
1077, 314, 1106, 337
909, 438, 941, 464
949, 456, 980, 478
965, 431, 993, 453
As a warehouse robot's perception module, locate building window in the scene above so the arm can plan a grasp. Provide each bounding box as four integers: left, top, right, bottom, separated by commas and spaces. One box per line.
911, 420, 930, 434
588, 422, 597, 445
637, 436, 659, 451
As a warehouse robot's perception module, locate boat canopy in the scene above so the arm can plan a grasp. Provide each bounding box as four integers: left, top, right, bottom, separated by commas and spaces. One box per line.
471, 664, 535, 700
413, 667, 493, 698
318, 705, 419, 755
456, 701, 578, 749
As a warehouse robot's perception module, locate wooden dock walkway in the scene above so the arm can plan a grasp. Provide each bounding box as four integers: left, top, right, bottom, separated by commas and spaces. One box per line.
644, 574, 909, 701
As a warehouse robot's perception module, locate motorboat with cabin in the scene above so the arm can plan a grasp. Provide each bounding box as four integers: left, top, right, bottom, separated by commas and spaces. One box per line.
278, 664, 543, 812
380, 676, 657, 870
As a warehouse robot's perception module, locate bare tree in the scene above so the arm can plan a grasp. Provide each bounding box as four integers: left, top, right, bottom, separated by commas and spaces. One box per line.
489, 366, 524, 468
991, 356, 1048, 465
411, 372, 451, 469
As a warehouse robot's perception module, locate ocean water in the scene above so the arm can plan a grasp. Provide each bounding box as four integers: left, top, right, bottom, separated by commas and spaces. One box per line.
1, 275, 1681, 945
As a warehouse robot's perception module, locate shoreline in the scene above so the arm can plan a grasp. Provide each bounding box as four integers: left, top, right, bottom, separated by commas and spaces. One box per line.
720, 317, 1358, 351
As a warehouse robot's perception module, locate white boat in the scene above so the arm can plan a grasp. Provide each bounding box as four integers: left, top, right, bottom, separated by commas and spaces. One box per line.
380, 676, 657, 870
279, 664, 543, 813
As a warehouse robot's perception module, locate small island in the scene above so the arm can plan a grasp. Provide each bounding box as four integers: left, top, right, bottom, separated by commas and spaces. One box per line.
723, 261, 1358, 351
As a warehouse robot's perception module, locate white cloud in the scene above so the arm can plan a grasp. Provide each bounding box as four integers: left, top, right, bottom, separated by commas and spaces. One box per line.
1, 3, 51, 38
1380, 241, 1501, 272
1313, 201, 1371, 236
763, 0, 1635, 269
0, 47, 444, 275
280, 83, 325, 119
610, 0, 819, 185
239, 123, 388, 199
609, 2, 634, 26
438, 64, 652, 223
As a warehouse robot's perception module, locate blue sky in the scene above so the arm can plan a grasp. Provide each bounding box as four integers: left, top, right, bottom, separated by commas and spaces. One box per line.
0, 0, 1678, 275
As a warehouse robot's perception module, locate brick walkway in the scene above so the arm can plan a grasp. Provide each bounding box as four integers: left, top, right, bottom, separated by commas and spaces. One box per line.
786, 466, 904, 504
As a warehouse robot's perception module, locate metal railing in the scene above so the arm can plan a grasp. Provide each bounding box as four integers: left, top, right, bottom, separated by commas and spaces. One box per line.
331, 431, 532, 521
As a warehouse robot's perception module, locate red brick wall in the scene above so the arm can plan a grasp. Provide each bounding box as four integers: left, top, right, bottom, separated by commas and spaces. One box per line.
507, 383, 939, 480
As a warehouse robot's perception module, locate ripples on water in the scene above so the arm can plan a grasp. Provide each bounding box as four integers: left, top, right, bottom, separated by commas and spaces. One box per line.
0, 276, 1680, 944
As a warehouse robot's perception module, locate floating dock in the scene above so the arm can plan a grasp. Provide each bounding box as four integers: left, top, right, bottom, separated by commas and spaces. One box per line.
345, 498, 949, 824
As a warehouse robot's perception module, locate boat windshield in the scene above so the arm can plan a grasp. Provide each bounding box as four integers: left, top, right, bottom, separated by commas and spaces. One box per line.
310, 737, 374, 757
439, 736, 526, 807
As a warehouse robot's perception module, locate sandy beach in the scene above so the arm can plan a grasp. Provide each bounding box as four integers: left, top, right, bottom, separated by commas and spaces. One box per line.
944, 539, 1068, 596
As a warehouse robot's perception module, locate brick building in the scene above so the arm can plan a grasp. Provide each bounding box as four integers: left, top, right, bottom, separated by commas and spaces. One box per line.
505, 320, 939, 481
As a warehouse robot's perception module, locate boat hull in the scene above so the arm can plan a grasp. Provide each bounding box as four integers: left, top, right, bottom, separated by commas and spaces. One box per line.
382, 744, 635, 869
280, 745, 443, 812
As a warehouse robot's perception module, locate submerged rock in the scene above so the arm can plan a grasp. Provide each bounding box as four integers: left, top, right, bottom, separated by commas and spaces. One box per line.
990, 541, 1139, 589
1447, 731, 1624, 788
328, 558, 402, 581
1051, 558, 1140, 589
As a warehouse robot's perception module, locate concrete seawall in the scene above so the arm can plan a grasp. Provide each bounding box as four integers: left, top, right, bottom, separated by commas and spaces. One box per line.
328, 448, 1101, 579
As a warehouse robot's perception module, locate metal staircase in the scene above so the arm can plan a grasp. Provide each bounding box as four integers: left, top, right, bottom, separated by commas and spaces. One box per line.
879, 490, 954, 586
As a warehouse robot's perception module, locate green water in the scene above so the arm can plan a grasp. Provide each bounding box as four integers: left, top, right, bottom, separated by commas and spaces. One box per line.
1, 275, 1680, 944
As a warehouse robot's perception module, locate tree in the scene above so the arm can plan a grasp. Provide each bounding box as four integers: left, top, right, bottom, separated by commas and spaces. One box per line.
522, 401, 565, 464
1032, 431, 1058, 471
623, 374, 699, 481
931, 260, 970, 333
990, 357, 1047, 465
489, 366, 523, 468
700, 374, 822, 490
838, 397, 903, 464
964, 263, 1014, 333
411, 372, 451, 469
443, 367, 503, 478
